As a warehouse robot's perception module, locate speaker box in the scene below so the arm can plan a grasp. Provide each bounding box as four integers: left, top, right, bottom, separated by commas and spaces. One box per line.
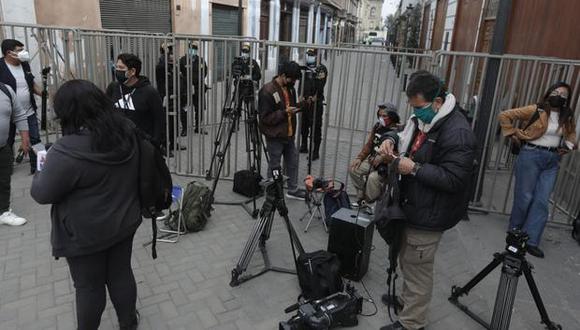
327, 208, 374, 281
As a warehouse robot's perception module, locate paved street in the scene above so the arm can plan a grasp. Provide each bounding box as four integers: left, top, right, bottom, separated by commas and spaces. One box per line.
1, 157, 580, 330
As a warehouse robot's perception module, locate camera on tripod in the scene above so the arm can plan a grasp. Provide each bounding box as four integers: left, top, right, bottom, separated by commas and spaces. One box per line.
279, 284, 363, 330
505, 229, 528, 257
232, 57, 252, 80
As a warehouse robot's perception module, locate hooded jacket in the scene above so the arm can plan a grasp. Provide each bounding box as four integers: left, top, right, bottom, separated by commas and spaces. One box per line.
30, 129, 142, 258
106, 76, 164, 145
258, 78, 305, 139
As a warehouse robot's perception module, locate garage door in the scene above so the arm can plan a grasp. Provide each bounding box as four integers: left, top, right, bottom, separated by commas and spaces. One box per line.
212, 4, 240, 81
100, 0, 172, 33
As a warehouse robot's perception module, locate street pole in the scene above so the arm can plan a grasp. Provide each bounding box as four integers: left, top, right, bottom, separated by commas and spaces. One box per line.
472, 0, 513, 203
238, 0, 243, 36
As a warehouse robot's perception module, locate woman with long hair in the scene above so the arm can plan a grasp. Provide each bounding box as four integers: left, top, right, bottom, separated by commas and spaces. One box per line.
31, 80, 141, 329
499, 82, 578, 258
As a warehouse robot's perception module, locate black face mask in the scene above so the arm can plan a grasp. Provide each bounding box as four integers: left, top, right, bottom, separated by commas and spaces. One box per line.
548, 95, 566, 108
115, 70, 128, 84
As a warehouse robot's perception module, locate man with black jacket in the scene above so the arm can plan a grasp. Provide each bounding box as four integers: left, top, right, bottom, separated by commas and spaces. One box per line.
179, 41, 208, 135
258, 61, 308, 200
0, 39, 42, 174
106, 53, 164, 147
299, 48, 327, 160
378, 72, 476, 330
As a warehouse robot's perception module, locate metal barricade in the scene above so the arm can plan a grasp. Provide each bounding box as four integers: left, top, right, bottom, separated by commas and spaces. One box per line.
1, 22, 578, 225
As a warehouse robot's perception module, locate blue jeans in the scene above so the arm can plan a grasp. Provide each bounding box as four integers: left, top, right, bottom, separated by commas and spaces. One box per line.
509, 146, 560, 247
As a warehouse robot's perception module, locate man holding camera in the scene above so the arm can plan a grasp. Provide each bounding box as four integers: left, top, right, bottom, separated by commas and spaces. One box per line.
299, 48, 327, 160
349, 103, 400, 205
378, 72, 476, 330
258, 61, 308, 200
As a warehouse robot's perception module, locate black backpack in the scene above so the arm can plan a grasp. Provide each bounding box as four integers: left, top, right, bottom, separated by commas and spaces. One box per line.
572, 211, 580, 245
136, 129, 173, 258
296, 250, 344, 300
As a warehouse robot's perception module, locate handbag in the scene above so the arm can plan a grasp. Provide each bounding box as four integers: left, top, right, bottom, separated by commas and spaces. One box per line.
374, 161, 406, 245
510, 108, 540, 155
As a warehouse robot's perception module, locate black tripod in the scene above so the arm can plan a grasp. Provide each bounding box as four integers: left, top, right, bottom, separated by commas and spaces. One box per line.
206, 76, 268, 218
230, 168, 305, 287
449, 230, 561, 330
40, 66, 51, 131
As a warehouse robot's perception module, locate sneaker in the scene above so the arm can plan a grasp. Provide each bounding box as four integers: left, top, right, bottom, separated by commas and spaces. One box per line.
286, 189, 306, 201
0, 211, 27, 226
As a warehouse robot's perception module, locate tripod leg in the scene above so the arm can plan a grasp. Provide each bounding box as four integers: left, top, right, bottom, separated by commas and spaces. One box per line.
450, 253, 504, 300
522, 261, 561, 330
490, 257, 521, 330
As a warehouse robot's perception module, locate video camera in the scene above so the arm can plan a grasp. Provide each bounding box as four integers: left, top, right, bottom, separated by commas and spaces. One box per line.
371, 133, 389, 177
232, 56, 253, 80
279, 284, 363, 330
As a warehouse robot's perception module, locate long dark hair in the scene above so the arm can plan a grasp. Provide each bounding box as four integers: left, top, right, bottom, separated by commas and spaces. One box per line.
541, 81, 574, 129
53, 79, 132, 152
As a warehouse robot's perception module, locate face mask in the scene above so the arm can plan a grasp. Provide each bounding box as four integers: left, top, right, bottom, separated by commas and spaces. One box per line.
548, 95, 566, 108
306, 55, 316, 65
286, 79, 296, 87
14, 50, 30, 62
189, 48, 198, 57
115, 70, 128, 84
413, 103, 437, 124
241, 52, 249, 59
378, 117, 390, 127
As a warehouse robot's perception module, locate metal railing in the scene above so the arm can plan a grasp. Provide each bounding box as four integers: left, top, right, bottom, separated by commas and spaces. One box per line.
2, 22, 578, 225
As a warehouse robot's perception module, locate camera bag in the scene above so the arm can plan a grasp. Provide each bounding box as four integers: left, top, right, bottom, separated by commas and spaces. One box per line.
296, 250, 343, 300
233, 170, 263, 197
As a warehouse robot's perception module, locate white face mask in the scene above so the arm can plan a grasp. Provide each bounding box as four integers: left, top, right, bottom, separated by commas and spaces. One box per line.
14, 50, 30, 62
241, 52, 249, 59
306, 55, 316, 65
378, 117, 386, 127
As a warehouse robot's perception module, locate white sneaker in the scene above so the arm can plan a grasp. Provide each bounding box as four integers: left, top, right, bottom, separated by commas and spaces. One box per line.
0, 210, 27, 226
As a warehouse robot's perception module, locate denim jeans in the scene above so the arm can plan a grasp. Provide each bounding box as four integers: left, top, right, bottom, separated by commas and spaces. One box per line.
509, 145, 560, 247
265, 138, 299, 191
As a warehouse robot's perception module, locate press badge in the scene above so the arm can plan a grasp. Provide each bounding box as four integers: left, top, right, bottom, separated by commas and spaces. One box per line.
273, 92, 281, 104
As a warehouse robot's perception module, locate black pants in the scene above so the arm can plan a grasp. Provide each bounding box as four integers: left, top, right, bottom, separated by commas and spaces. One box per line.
300, 101, 324, 152
8, 112, 41, 172
66, 232, 138, 330
181, 91, 203, 131
0, 146, 13, 213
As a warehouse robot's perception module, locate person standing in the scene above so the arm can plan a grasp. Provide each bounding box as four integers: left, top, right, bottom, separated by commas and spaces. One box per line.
299, 48, 328, 160
179, 41, 208, 135
0, 82, 30, 226
106, 53, 164, 148
498, 82, 577, 258
31, 80, 141, 330
0, 39, 42, 174
378, 72, 476, 330
258, 61, 308, 200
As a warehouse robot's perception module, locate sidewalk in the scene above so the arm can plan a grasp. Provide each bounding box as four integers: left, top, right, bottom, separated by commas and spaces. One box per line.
1, 160, 579, 330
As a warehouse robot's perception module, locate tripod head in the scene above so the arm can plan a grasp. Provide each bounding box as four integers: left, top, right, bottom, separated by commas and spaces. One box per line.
505, 229, 529, 258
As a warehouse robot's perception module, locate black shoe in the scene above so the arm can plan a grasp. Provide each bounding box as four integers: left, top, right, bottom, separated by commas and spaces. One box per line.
299, 146, 308, 153
527, 245, 544, 258
177, 144, 187, 150
381, 294, 404, 312
180, 129, 187, 137
380, 321, 423, 330
30, 167, 36, 175
286, 189, 306, 201
311, 153, 319, 161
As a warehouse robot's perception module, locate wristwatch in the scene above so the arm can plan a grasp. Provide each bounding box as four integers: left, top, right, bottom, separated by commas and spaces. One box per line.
411, 163, 422, 176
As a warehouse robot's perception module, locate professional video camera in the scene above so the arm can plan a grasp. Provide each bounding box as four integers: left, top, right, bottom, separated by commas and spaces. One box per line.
279, 284, 363, 330
371, 133, 389, 177
232, 56, 253, 80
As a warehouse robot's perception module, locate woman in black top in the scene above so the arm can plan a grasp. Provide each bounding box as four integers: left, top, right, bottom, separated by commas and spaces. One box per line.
31, 80, 141, 330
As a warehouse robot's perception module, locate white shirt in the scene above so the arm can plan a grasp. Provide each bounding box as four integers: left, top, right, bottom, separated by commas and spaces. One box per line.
531, 111, 562, 148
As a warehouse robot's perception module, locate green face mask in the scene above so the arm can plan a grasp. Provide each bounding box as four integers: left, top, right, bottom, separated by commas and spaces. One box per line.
413, 103, 437, 124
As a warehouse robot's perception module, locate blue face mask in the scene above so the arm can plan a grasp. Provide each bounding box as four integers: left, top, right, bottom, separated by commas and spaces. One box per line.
189, 48, 198, 57
413, 103, 437, 124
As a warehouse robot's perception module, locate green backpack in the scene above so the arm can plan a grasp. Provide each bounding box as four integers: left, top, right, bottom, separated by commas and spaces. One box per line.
166, 181, 213, 232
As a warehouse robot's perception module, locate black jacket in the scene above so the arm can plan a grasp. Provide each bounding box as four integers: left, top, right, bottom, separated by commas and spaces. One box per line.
0, 58, 37, 111
398, 107, 476, 231
300, 64, 327, 99
155, 56, 175, 99
106, 76, 164, 145
30, 128, 142, 258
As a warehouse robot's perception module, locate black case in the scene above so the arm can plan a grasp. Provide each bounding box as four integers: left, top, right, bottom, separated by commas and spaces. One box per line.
233, 170, 262, 197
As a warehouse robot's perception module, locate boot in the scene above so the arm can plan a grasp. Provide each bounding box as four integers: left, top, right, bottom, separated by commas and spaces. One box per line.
311, 145, 320, 161
299, 138, 309, 153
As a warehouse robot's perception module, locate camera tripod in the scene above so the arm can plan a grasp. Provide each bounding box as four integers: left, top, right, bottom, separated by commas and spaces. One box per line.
449, 231, 561, 330
206, 76, 268, 218
230, 168, 305, 287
